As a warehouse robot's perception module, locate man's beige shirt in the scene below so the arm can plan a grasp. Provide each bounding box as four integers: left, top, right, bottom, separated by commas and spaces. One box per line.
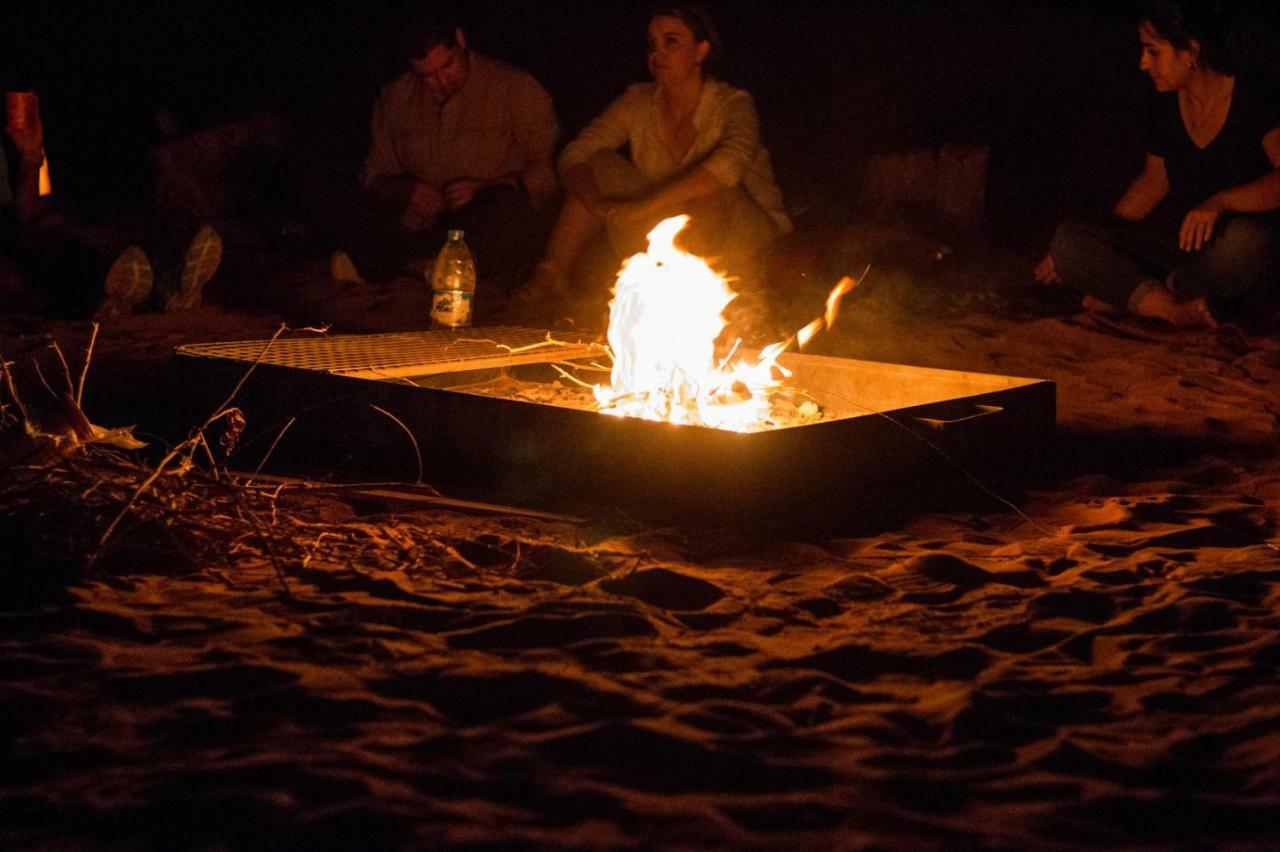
362, 53, 558, 188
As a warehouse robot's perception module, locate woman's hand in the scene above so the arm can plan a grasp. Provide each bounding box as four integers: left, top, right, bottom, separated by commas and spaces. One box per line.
1034, 253, 1061, 285
1179, 197, 1226, 251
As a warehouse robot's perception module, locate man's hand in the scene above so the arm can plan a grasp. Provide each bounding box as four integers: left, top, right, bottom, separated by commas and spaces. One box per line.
406, 181, 446, 224
1180, 197, 1225, 251
443, 177, 484, 211
5, 96, 45, 165
1034, 253, 1060, 285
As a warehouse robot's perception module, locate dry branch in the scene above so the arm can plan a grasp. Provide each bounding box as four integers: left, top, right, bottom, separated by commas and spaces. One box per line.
1, 329, 525, 595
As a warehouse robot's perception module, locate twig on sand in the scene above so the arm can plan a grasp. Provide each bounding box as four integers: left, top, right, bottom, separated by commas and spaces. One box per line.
4, 322, 519, 596
370, 404, 424, 484
203, 324, 289, 433
76, 322, 99, 406
47, 341, 75, 398
30, 357, 57, 399
1, 358, 29, 422
94, 325, 290, 571
244, 416, 297, 487
229, 494, 292, 596
94, 441, 192, 556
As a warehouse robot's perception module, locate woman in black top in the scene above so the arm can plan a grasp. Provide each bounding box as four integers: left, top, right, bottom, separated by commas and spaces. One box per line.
1037, 0, 1280, 328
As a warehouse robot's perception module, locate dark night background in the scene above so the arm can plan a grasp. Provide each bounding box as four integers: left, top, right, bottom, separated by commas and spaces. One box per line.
3, 1, 1279, 246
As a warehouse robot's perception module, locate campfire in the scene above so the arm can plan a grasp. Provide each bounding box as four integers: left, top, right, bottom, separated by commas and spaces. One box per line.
175, 221, 1054, 524
594, 215, 856, 432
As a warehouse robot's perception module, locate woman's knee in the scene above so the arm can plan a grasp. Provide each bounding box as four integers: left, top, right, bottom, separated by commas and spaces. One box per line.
1188, 216, 1280, 299
589, 151, 647, 199
1211, 216, 1280, 268
681, 189, 778, 266
1049, 216, 1109, 263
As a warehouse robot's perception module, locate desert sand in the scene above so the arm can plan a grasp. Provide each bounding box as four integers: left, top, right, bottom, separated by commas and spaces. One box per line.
2, 256, 1279, 849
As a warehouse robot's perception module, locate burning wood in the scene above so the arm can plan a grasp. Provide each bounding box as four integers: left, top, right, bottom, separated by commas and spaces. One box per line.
466, 373, 827, 430
592, 215, 858, 432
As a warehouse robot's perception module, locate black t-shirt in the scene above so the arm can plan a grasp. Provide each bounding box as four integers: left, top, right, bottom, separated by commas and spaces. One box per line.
1145, 78, 1280, 212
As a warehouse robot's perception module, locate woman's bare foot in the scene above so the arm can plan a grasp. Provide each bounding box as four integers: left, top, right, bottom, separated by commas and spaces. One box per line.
1081, 294, 1121, 315
1034, 253, 1060, 285
1128, 280, 1217, 329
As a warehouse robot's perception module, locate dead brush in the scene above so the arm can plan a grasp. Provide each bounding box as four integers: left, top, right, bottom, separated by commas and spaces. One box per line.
0, 324, 496, 595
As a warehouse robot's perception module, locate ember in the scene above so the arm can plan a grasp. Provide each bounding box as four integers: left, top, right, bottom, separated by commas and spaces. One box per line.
593, 216, 855, 433
466, 373, 828, 429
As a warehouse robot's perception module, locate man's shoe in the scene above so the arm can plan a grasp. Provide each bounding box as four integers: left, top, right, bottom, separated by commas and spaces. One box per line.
165, 224, 222, 312
96, 246, 154, 319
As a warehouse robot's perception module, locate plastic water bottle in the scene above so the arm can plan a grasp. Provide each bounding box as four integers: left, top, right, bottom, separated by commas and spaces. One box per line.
430, 229, 476, 328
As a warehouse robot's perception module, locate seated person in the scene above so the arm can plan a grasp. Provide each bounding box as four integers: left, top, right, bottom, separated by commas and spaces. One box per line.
335, 15, 559, 286
1, 91, 221, 318
1036, 0, 1280, 328
512, 5, 792, 313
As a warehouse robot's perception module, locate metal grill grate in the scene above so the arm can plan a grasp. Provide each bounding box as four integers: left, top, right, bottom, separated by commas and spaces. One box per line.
176, 326, 602, 379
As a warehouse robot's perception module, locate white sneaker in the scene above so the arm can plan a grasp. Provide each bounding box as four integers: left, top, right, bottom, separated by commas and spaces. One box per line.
96, 246, 154, 319
166, 224, 222, 312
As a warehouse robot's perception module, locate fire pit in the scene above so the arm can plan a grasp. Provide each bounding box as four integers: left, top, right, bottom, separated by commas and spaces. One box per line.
177, 217, 1053, 527
175, 326, 1054, 527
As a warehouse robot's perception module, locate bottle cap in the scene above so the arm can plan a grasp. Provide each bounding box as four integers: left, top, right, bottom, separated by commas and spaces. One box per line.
447, 229, 464, 240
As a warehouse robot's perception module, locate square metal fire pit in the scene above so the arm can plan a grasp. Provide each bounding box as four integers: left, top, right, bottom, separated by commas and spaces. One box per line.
175, 327, 1055, 527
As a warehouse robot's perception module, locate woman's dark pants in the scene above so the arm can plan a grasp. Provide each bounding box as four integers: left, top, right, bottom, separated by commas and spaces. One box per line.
1050, 212, 1280, 311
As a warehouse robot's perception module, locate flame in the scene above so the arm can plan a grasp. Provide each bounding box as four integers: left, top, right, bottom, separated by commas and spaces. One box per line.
825, 275, 855, 329
594, 216, 858, 432
796, 318, 824, 349
38, 154, 52, 197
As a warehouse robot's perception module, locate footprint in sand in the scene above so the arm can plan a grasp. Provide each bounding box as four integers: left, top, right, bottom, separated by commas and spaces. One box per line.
599, 567, 725, 611
905, 553, 1044, 589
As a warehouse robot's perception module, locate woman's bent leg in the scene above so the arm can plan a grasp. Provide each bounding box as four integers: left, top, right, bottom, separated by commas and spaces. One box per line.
540, 194, 604, 277
1049, 215, 1177, 309
1170, 214, 1280, 305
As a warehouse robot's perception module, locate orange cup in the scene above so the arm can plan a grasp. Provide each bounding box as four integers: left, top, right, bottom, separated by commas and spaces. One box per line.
5, 91, 37, 130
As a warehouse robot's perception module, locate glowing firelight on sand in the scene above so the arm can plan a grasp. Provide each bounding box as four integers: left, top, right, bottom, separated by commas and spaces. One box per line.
593, 215, 857, 432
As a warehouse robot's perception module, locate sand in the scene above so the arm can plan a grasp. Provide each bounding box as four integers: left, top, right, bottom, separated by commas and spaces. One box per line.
2, 257, 1279, 849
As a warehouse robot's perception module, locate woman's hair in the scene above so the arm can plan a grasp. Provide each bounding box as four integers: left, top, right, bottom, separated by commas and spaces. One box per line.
649, 5, 724, 75
1141, 0, 1241, 75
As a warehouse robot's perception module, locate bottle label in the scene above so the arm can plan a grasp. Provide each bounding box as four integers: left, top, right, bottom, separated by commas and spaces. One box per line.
431, 289, 473, 328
